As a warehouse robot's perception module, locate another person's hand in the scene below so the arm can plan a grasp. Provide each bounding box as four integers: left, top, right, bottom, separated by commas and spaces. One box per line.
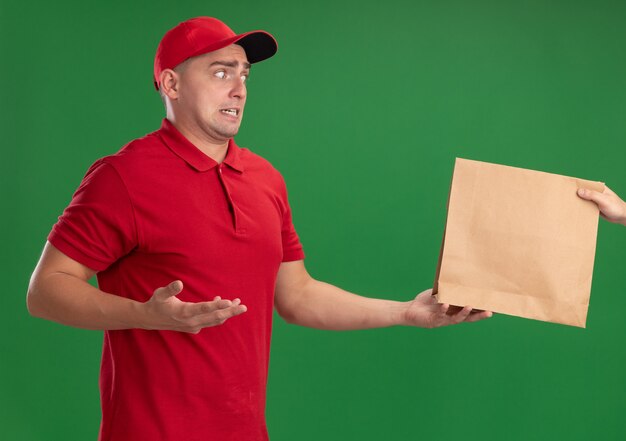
577, 186, 626, 226
141, 280, 247, 333
402, 289, 492, 328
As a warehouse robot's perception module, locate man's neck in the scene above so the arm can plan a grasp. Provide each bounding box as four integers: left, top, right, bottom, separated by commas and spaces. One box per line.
168, 117, 229, 164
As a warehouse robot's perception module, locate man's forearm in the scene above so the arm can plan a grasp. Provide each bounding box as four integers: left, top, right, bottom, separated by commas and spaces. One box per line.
277, 278, 409, 330
27, 272, 144, 330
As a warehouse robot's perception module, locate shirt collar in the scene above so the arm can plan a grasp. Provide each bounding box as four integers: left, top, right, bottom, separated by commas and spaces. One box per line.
157, 118, 244, 173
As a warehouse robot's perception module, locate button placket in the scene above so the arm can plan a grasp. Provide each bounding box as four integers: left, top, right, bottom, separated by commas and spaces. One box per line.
217, 165, 244, 234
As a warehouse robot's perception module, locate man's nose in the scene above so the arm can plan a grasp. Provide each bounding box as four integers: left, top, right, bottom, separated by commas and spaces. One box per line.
230, 77, 246, 99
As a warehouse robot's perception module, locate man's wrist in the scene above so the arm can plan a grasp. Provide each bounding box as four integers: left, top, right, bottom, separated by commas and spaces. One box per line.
391, 301, 412, 327
129, 298, 151, 330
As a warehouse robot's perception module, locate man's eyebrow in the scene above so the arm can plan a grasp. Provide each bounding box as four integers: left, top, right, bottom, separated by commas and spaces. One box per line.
208, 60, 251, 69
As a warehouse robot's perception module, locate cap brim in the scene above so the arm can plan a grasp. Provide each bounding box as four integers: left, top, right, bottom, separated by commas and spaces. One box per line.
234, 31, 277, 63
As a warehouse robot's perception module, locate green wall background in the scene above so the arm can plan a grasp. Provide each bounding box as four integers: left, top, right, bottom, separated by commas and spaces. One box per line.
2, 0, 625, 439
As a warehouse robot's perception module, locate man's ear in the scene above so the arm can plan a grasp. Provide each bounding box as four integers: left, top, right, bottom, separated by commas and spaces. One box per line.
160, 69, 180, 100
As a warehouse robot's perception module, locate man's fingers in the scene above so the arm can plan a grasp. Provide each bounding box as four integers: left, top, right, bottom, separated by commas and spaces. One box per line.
144, 284, 248, 332
465, 310, 494, 323
153, 280, 184, 300
189, 298, 234, 315
452, 306, 473, 323
191, 302, 247, 328
578, 188, 605, 203
213, 304, 247, 322
188, 298, 247, 318
577, 188, 592, 200
439, 303, 450, 315
443, 305, 463, 316
577, 186, 626, 224
170, 299, 248, 333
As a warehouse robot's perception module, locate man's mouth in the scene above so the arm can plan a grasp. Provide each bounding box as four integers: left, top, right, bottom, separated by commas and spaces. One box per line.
220, 108, 239, 117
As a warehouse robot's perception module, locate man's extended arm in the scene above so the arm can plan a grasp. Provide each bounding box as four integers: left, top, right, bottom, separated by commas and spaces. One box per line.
274, 260, 491, 330
578, 186, 626, 226
27, 242, 246, 333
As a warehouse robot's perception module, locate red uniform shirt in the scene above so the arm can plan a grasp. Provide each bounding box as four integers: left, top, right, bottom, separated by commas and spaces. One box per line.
48, 119, 304, 441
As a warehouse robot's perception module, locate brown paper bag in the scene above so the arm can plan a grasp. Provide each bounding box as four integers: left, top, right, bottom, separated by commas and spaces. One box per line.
433, 158, 603, 327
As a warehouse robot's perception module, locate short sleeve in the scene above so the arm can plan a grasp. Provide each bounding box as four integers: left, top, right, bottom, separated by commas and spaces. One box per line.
48, 159, 138, 272
277, 176, 305, 262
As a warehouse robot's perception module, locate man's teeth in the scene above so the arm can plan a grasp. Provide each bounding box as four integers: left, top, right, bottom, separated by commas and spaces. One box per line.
221, 109, 237, 116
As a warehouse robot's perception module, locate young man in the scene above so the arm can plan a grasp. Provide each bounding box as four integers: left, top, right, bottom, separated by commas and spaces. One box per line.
27, 17, 491, 441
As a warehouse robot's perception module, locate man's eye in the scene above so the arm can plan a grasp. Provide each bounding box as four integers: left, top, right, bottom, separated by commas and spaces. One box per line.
215, 71, 226, 79
241, 75, 249, 83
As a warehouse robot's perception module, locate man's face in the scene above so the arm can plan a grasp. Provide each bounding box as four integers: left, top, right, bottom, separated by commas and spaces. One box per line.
172, 44, 250, 143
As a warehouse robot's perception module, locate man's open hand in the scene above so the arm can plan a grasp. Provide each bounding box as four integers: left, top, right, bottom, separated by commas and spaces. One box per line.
141, 280, 247, 333
402, 289, 492, 328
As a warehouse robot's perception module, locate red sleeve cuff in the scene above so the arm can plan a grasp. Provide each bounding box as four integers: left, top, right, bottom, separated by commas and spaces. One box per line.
48, 230, 110, 272
282, 249, 305, 262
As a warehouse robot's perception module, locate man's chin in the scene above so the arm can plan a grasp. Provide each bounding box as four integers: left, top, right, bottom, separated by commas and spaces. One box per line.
214, 124, 240, 140
218, 130, 239, 140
